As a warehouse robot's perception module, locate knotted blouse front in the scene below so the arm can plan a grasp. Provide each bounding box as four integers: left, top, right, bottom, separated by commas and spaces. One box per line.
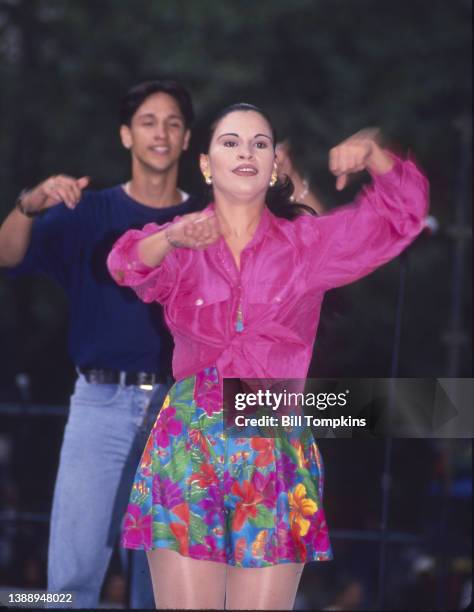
107, 155, 429, 381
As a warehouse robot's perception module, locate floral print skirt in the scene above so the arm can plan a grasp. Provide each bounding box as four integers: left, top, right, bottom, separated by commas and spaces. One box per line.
121, 367, 333, 567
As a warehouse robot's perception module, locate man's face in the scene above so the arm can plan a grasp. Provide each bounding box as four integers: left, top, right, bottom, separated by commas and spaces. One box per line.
120, 92, 190, 175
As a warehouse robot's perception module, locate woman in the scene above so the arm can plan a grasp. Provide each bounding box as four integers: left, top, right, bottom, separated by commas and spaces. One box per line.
275, 138, 326, 213
107, 103, 429, 610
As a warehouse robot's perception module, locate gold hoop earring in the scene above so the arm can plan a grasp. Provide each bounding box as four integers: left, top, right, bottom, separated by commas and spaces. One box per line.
269, 170, 278, 187
203, 172, 212, 185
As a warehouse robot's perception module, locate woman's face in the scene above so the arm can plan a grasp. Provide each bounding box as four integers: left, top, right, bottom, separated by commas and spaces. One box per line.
201, 110, 275, 202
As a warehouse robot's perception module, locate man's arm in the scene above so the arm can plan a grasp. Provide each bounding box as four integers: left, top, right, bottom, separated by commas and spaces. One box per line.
0, 175, 89, 267
0, 207, 36, 267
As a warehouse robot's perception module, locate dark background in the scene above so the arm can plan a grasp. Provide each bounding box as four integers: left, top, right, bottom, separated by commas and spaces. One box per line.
0, 1, 471, 609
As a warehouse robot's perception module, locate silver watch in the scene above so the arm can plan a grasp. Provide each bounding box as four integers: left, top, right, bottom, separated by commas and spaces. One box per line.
15, 188, 42, 218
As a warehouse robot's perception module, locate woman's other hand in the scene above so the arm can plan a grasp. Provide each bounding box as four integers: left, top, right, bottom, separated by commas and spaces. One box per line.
166, 211, 222, 249
329, 128, 394, 191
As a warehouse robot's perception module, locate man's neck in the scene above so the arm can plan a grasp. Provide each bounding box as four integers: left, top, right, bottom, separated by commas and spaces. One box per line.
126, 168, 183, 208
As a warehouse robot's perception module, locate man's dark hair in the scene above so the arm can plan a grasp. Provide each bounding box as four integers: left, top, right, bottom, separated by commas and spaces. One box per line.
119, 79, 194, 128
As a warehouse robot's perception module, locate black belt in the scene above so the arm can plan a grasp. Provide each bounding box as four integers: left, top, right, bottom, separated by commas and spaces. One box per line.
79, 368, 167, 386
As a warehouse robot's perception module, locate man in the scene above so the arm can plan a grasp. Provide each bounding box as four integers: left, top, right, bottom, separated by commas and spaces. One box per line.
0, 79, 202, 608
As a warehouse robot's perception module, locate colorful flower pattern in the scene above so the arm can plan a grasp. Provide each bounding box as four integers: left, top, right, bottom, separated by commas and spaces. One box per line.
121, 367, 333, 566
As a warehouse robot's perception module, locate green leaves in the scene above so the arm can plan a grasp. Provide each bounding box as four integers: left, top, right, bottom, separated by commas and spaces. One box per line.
166, 440, 188, 482
296, 467, 319, 504
189, 512, 208, 544
249, 505, 275, 529
186, 482, 207, 504
199, 410, 223, 430
0, 0, 470, 406
153, 521, 174, 542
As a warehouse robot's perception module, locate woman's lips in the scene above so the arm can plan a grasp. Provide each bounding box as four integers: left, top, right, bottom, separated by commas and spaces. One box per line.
232, 164, 258, 176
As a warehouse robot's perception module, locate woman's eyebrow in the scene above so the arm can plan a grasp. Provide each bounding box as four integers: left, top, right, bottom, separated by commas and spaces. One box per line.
217, 132, 273, 140
217, 132, 239, 139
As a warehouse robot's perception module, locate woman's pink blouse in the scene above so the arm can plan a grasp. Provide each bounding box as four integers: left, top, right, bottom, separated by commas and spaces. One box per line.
107, 155, 429, 381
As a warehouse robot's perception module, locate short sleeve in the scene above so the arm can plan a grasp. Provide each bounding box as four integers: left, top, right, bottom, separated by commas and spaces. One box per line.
9, 202, 80, 286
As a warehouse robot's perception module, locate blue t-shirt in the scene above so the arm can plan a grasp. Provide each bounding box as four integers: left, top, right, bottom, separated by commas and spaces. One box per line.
10, 185, 203, 374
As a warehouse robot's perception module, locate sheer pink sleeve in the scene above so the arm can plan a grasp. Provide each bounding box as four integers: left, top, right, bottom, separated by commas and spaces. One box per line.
107, 221, 179, 304
297, 154, 430, 290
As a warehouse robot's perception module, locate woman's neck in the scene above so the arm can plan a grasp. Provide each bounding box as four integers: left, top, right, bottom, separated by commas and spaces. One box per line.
214, 197, 264, 240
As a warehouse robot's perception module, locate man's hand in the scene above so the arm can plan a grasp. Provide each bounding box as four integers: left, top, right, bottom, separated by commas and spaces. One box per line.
166, 211, 222, 249
20, 175, 90, 214
329, 128, 394, 191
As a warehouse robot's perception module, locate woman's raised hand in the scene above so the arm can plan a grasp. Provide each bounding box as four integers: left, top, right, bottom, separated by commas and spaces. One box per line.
329, 128, 393, 191
165, 211, 222, 249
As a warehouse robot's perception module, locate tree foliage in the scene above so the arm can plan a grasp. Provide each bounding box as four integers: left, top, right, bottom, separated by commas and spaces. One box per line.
0, 0, 471, 400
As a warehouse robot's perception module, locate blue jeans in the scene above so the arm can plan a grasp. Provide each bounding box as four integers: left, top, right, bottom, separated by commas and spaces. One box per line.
47, 373, 170, 609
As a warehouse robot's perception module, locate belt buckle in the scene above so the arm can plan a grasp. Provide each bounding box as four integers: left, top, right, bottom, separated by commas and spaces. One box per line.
137, 372, 156, 391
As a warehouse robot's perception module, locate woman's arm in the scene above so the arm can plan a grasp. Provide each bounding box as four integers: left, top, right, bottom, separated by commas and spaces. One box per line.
298, 130, 429, 291
330, 128, 394, 190
137, 210, 220, 266
107, 211, 220, 303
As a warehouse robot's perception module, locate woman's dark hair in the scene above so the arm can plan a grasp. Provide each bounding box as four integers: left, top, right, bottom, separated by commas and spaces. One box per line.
119, 79, 194, 128
205, 103, 315, 220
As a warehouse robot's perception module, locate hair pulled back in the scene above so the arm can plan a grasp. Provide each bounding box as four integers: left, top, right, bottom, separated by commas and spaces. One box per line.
205, 103, 315, 220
